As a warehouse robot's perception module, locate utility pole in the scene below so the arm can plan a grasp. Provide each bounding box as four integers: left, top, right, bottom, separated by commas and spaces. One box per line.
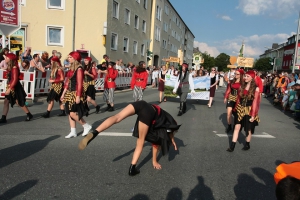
292, 11, 300, 73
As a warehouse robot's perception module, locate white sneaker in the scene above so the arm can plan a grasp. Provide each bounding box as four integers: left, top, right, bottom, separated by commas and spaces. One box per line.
65, 132, 77, 139
82, 124, 92, 136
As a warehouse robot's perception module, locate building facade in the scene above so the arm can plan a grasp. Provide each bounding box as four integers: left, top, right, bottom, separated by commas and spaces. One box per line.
1, 0, 194, 67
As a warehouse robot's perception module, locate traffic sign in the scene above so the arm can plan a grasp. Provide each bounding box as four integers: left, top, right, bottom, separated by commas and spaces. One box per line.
0, 0, 20, 36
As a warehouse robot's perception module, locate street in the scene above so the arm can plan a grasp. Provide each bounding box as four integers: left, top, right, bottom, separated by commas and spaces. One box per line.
0, 87, 300, 200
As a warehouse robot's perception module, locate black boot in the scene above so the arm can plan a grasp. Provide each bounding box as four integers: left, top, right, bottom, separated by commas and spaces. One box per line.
78, 129, 99, 150
226, 142, 236, 152
177, 102, 183, 116
242, 142, 250, 150
96, 105, 100, 114
41, 110, 50, 118
25, 113, 33, 121
58, 110, 66, 116
105, 104, 111, 111
182, 102, 187, 114
128, 164, 140, 176
226, 124, 232, 133
108, 106, 115, 112
0, 115, 7, 123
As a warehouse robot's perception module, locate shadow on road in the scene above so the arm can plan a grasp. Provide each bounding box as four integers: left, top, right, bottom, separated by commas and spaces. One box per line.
0, 179, 38, 200
0, 135, 60, 169
112, 143, 151, 162
166, 187, 183, 200
129, 194, 150, 200
187, 176, 215, 200
234, 167, 276, 200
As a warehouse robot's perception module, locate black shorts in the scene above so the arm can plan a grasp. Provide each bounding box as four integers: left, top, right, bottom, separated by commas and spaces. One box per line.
226, 100, 236, 108
131, 100, 156, 127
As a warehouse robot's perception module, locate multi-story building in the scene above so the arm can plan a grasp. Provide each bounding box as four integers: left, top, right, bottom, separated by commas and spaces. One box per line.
1, 0, 194, 67
149, 0, 194, 67
260, 35, 300, 71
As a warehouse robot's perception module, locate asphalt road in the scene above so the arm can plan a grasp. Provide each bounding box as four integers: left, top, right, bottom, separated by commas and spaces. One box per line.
0, 87, 300, 200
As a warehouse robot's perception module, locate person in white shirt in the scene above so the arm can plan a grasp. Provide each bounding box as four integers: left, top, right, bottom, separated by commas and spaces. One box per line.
152, 66, 158, 88
227, 68, 236, 83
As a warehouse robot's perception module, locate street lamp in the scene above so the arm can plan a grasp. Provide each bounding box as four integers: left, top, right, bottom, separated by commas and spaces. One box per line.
264, 46, 279, 73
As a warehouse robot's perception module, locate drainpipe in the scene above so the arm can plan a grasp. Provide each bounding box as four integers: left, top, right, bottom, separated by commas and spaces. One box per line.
72, 0, 76, 51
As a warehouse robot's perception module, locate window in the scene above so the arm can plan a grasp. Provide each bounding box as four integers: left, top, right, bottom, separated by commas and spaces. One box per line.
47, 26, 64, 46
124, 9, 130, 24
142, 20, 146, 32
143, 0, 147, 9
123, 37, 129, 52
164, 22, 168, 32
134, 15, 139, 29
141, 44, 145, 56
112, 1, 119, 19
155, 26, 161, 41
111, 33, 118, 50
164, 5, 169, 15
47, 0, 65, 10
162, 40, 167, 49
133, 41, 138, 55
156, 5, 162, 21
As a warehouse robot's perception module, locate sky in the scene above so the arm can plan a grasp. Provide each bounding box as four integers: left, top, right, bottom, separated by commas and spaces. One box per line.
170, 0, 300, 58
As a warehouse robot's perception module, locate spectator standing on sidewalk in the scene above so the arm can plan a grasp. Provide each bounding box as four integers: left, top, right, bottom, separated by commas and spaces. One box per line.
0, 47, 9, 62
158, 65, 168, 103
48, 50, 57, 63
21, 47, 32, 62
152, 66, 158, 88
30, 54, 45, 72
40, 51, 51, 70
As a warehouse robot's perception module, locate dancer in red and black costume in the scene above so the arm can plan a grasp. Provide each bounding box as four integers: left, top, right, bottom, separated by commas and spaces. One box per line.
223, 69, 244, 133
0, 53, 33, 123
83, 57, 100, 114
78, 100, 180, 176
227, 70, 260, 152
41, 56, 65, 118
103, 62, 118, 111
61, 51, 92, 138
130, 61, 148, 102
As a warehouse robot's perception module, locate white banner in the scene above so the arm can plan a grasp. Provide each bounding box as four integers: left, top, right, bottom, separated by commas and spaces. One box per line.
164, 75, 210, 100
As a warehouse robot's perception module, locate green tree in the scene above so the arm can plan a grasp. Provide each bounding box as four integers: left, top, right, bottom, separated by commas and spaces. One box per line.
201, 52, 215, 69
214, 53, 230, 72
253, 57, 273, 72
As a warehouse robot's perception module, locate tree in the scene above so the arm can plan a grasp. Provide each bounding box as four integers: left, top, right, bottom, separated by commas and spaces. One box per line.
253, 57, 273, 72
214, 53, 230, 72
201, 52, 215, 69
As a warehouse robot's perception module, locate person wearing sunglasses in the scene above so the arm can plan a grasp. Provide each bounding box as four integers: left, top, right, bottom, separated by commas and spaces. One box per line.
224, 69, 244, 133
207, 67, 219, 108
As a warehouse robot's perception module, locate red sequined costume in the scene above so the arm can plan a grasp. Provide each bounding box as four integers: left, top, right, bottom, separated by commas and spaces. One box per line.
6, 66, 27, 107
84, 66, 97, 100
224, 82, 241, 108
234, 89, 260, 135
63, 67, 88, 120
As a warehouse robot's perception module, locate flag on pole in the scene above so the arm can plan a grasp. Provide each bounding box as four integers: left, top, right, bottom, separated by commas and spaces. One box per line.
239, 42, 244, 57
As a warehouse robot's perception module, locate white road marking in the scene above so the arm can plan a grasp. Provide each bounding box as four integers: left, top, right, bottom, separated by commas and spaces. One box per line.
215, 131, 276, 138
98, 132, 132, 136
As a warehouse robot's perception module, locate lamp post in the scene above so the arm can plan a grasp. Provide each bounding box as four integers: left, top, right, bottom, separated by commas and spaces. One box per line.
292, 11, 300, 73
265, 46, 279, 73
